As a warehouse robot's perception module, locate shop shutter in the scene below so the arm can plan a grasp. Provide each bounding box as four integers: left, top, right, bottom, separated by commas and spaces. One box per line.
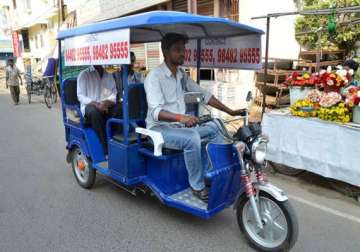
146, 42, 161, 70
197, 0, 214, 16
173, 0, 187, 12
131, 43, 146, 68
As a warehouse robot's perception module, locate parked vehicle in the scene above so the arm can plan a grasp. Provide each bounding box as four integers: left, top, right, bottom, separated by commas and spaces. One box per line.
25, 58, 58, 108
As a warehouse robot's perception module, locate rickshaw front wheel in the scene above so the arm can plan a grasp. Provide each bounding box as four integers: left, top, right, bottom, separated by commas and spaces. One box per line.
236, 192, 298, 252
70, 147, 96, 189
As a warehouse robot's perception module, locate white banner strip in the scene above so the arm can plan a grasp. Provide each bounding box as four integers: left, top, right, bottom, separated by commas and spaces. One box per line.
63, 28, 130, 66
184, 35, 262, 70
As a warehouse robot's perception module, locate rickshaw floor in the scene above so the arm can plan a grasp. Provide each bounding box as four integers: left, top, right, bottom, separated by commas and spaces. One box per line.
170, 188, 207, 210
97, 161, 108, 169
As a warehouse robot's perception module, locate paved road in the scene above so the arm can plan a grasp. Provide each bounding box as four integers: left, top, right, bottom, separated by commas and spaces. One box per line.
0, 90, 359, 252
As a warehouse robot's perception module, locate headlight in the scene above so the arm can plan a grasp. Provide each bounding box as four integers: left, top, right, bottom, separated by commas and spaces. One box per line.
251, 138, 268, 164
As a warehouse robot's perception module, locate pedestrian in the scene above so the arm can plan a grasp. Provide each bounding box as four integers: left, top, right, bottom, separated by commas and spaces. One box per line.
5, 58, 23, 105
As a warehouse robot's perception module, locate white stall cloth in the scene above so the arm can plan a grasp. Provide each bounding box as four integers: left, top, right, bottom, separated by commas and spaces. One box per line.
262, 112, 360, 187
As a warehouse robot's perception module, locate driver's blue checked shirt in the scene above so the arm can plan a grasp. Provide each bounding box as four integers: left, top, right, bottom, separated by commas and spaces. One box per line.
144, 62, 212, 129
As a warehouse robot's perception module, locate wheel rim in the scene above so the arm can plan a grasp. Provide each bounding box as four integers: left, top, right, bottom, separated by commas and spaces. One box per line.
242, 196, 288, 249
72, 149, 90, 184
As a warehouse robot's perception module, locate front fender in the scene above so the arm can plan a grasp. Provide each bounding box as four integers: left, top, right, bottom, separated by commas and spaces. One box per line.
254, 182, 288, 202
234, 182, 288, 209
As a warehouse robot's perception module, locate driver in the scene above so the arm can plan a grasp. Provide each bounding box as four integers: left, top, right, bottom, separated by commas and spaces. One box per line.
144, 33, 245, 202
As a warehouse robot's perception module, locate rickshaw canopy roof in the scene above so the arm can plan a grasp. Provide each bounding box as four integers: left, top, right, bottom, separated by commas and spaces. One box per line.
57, 11, 264, 42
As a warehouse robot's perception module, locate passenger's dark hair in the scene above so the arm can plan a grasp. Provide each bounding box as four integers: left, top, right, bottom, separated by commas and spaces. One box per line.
344, 59, 359, 72
161, 33, 189, 51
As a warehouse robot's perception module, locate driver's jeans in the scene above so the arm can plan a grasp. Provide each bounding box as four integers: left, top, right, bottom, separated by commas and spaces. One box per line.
151, 121, 225, 191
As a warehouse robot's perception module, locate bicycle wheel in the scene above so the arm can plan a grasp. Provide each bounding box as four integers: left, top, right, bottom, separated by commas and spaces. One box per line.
44, 86, 53, 108
52, 85, 58, 103
26, 86, 31, 104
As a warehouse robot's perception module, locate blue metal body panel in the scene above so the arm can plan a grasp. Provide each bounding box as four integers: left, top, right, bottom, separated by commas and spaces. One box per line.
108, 140, 146, 180
145, 151, 189, 195
65, 123, 105, 163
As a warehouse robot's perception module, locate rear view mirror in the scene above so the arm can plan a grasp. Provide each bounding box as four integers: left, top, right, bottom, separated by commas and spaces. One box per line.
246, 91, 253, 102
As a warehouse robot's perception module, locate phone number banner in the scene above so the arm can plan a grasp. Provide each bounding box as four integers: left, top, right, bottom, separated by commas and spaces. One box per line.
184, 34, 262, 70
63, 29, 130, 66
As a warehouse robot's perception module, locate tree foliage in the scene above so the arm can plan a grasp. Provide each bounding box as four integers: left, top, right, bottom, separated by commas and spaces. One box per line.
295, 0, 360, 53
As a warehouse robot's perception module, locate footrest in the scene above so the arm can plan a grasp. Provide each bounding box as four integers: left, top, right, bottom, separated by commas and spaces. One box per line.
169, 188, 207, 210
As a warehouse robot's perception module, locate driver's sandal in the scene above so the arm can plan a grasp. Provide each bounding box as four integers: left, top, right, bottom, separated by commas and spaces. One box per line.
191, 187, 209, 202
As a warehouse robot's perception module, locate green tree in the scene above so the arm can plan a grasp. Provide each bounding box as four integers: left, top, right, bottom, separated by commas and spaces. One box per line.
295, 0, 360, 53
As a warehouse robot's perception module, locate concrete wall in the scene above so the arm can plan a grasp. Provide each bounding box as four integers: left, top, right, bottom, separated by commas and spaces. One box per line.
239, 0, 300, 59
71, 0, 169, 25
233, 0, 300, 108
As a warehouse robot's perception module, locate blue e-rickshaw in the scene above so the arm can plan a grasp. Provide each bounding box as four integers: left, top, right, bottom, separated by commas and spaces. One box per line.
57, 11, 298, 252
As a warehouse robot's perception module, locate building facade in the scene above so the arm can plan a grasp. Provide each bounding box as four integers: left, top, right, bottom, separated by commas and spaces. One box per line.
3, 0, 300, 117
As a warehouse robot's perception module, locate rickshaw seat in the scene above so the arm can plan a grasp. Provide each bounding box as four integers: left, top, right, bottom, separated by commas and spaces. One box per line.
111, 84, 148, 143
62, 78, 83, 126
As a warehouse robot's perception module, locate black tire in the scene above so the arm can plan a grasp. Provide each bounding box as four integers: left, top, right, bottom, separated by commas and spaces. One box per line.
327, 178, 360, 198
52, 85, 58, 104
26, 86, 31, 104
269, 161, 304, 177
70, 147, 96, 189
237, 192, 299, 252
44, 86, 53, 108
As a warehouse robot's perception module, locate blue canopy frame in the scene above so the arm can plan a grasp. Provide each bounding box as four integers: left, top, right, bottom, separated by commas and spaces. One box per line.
57, 11, 263, 41
57, 11, 264, 145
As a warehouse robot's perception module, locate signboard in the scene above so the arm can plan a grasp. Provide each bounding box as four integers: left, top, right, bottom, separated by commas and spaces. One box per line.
63, 28, 130, 66
184, 34, 262, 70
12, 32, 20, 57
0, 40, 13, 53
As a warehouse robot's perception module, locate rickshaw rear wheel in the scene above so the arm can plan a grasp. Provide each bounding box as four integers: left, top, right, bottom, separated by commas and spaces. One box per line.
70, 147, 96, 189
236, 192, 298, 252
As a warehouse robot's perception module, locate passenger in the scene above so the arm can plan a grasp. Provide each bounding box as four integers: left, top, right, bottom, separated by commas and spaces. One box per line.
77, 65, 122, 154
113, 51, 145, 101
144, 33, 245, 202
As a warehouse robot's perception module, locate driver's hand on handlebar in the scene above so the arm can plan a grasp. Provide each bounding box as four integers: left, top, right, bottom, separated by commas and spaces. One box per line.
177, 114, 199, 127
229, 109, 248, 117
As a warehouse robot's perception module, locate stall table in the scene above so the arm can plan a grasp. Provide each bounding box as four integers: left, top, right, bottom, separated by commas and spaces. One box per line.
262, 111, 360, 188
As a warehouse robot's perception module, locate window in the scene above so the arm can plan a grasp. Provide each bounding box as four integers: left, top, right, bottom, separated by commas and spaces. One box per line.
40, 34, 44, 48
24, 0, 31, 10
200, 69, 215, 80
20, 29, 30, 51
35, 35, 38, 49
220, 0, 239, 22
